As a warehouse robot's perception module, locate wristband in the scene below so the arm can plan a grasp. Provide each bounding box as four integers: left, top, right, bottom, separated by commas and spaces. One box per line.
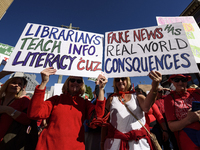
152, 91, 157, 94
10, 110, 17, 117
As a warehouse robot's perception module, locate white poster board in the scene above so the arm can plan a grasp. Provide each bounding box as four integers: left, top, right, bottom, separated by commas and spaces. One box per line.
0, 43, 14, 65
4, 23, 104, 78
104, 22, 199, 78
54, 83, 63, 96
156, 16, 200, 63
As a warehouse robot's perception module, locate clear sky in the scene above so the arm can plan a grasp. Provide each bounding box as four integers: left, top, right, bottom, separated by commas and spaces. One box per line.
0, 0, 193, 97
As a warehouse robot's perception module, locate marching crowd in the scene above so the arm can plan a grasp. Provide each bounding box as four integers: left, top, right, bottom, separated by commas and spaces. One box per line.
0, 67, 200, 150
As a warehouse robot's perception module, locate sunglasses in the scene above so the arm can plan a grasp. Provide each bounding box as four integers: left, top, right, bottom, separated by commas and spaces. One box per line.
173, 78, 188, 83
69, 78, 83, 84
115, 77, 127, 82
158, 90, 163, 93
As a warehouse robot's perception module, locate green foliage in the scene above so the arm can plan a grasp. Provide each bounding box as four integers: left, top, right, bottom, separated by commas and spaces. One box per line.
85, 85, 93, 100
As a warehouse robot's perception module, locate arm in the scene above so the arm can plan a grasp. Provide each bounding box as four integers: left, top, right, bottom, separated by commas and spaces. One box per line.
0, 70, 13, 80
95, 73, 108, 117
164, 93, 200, 132
168, 109, 200, 132
138, 71, 162, 112
27, 86, 58, 119
152, 104, 165, 125
152, 104, 169, 141
0, 97, 31, 125
27, 67, 57, 119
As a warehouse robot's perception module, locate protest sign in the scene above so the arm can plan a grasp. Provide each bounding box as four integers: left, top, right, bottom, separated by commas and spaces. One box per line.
104, 22, 199, 78
0, 43, 14, 65
156, 16, 200, 63
88, 77, 97, 82
4, 23, 104, 78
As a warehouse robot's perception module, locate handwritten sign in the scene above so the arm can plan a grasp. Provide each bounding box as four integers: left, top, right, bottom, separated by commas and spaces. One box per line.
0, 43, 14, 65
4, 23, 104, 78
156, 16, 200, 63
104, 22, 199, 78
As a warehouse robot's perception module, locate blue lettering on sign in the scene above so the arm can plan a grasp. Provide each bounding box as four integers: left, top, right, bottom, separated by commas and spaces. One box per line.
104, 53, 191, 74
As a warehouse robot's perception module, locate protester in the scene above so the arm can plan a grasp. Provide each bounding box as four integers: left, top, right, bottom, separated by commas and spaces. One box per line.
155, 86, 179, 150
145, 103, 170, 150
155, 86, 169, 118
136, 88, 170, 150
165, 74, 200, 150
85, 79, 101, 150
100, 71, 162, 150
0, 76, 34, 149
27, 67, 107, 150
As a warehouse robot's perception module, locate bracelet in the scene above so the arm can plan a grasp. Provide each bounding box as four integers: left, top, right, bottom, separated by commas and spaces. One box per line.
151, 90, 157, 94
10, 110, 17, 117
152, 91, 157, 94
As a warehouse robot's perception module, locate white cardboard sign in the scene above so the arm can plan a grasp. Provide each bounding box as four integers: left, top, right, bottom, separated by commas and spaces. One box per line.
104, 22, 199, 78
157, 16, 200, 63
4, 23, 104, 78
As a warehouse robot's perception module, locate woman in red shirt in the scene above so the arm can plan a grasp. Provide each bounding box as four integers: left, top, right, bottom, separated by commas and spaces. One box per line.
0, 77, 31, 144
165, 74, 200, 150
27, 67, 106, 150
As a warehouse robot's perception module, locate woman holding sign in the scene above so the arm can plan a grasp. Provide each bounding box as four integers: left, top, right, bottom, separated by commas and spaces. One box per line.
100, 71, 162, 150
164, 74, 200, 150
27, 67, 107, 150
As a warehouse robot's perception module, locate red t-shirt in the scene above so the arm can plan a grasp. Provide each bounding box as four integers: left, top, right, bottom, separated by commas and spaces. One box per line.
164, 89, 200, 150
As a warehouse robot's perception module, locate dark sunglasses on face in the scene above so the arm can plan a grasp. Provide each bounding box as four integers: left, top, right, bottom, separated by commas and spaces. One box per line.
173, 77, 188, 83
158, 90, 163, 93
69, 78, 83, 84
115, 77, 126, 82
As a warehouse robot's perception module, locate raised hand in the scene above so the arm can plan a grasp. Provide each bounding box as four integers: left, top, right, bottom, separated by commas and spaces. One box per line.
148, 71, 162, 90
39, 67, 57, 89
98, 73, 108, 90
97, 73, 108, 101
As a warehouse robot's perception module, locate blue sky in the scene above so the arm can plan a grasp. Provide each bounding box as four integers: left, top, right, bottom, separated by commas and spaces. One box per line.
0, 0, 192, 97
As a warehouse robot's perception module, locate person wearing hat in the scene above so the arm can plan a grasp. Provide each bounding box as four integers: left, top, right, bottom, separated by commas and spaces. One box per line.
164, 74, 200, 150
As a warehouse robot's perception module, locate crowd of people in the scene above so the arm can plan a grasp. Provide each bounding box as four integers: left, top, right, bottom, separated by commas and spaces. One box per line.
0, 68, 200, 150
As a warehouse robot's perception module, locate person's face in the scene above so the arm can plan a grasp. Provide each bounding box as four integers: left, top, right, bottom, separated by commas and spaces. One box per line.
68, 77, 83, 95
171, 77, 188, 92
6, 78, 23, 94
115, 77, 128, 92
